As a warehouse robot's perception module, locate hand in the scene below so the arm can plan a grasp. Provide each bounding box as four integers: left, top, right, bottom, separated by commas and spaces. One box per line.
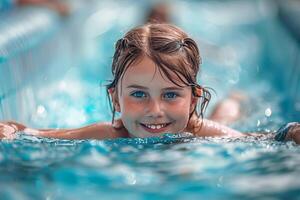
275, 122, 300, 144
288, 122, 300, 144
0, 121, 26, 140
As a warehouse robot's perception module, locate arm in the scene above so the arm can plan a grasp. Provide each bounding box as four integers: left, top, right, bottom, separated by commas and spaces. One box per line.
186, 116, 300, 144
187, 118, 244, 137
0, 121, 129, 140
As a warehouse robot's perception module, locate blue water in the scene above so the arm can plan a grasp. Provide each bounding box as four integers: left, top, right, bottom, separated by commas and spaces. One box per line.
1, 134, 300, 199
1, 0, 300, 199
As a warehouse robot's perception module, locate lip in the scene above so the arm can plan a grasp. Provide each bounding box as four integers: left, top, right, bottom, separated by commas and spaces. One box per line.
139, 122, 172, 134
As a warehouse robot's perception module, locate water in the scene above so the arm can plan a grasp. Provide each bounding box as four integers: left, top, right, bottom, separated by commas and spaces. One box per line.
1, 133, 299, 199
1, 0, 300, 199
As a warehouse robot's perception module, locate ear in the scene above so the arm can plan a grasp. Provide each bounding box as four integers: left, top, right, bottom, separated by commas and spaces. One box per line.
109, 88, 121, 112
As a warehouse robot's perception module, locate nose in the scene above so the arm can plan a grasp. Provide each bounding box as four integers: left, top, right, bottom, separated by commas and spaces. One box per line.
145, 98, 164, 118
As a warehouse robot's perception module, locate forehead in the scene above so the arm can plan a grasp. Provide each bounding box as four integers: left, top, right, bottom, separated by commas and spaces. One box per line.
120, 56, 187, 87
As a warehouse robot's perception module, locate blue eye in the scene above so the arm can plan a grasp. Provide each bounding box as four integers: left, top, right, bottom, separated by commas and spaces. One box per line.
131, 91, 147, 98
164, 92, 177, 99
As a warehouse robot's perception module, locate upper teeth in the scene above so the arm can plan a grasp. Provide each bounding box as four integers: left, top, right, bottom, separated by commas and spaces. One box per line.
145, 124, 166, 130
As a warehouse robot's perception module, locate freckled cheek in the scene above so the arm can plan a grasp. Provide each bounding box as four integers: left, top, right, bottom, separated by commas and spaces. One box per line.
168, 100, 191, 114
167, 100, 191, 125
120, 97, 145, 116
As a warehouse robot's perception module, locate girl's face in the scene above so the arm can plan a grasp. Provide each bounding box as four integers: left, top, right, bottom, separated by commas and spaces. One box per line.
113, 56, 197, 138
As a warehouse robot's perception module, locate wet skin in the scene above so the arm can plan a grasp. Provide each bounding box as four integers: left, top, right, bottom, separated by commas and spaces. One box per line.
112, 55, 197, 138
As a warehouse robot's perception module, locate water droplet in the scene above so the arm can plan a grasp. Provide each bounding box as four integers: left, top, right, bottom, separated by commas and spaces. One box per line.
37, 105, 45, 114
264, 108, 272, 117
256, 120, 260, 127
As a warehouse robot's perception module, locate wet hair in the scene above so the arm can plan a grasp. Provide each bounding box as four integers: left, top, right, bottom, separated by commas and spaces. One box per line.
107, 23, 211, 125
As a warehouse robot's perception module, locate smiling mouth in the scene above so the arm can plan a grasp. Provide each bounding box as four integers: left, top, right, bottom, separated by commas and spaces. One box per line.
140, 122, 171, 133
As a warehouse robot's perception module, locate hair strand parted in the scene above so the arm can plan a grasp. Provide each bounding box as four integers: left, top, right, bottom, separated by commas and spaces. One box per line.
107, 23, 211, 129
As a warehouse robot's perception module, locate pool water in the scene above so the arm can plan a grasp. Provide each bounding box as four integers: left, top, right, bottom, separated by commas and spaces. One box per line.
1, 0, 300, 199
1, 134, 300, 199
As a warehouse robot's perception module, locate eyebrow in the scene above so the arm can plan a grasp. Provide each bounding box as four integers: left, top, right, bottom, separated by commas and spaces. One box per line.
126, 84, 185, 91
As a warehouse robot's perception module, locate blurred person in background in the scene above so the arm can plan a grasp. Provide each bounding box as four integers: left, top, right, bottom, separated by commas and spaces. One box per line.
146, 2, 171, 24
0, 0, 69, 15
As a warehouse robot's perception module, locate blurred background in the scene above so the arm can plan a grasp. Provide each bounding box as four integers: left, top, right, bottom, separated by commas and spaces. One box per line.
1, 1, 300, 199
0, 0, 299, 131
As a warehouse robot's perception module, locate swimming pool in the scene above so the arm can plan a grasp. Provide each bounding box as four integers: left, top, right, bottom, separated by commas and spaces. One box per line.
1, 1, 300, 199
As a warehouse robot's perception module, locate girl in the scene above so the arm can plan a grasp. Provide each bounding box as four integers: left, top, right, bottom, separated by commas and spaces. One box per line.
0, 23, 299, 143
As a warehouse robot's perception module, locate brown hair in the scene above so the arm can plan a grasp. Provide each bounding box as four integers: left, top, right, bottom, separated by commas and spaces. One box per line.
107, 23, 211, 125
